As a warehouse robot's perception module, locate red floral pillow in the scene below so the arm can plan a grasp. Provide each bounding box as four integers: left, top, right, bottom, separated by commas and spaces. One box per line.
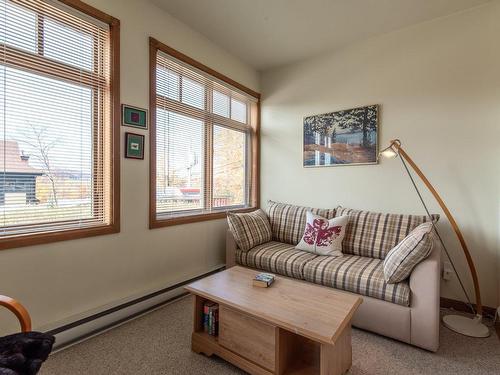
295, 212, 348, 256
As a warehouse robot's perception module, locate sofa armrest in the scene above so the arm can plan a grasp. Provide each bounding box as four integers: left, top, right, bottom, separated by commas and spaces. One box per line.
226, 229, 237, 268
409, 237, 441, 352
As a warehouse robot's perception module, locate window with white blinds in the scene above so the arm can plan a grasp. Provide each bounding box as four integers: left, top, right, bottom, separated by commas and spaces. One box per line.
0, 0, 119, 245
151, 41, 259, 224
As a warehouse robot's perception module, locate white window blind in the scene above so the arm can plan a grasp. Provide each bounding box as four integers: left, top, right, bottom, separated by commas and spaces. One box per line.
155, 50, 257, 219
0, 0, 115, 238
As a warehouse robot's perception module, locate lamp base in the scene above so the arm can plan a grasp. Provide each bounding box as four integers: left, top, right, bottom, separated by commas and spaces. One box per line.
442, 314, 490, 338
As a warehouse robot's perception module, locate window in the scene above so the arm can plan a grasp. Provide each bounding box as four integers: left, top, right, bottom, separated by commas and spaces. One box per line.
150, 38, 260, 227
0, 0, 120, 249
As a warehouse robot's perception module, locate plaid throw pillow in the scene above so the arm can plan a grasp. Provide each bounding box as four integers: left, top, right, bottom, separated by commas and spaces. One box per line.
268, 200, 336, 245
227, 209, 272, 252
383, 222, 434, 283
336, 206, 439, 259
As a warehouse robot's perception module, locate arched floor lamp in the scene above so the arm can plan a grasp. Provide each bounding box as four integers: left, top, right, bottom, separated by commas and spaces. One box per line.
380, 139, 489, 338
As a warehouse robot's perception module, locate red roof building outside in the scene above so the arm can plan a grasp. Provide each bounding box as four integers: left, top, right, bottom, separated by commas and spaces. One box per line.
0, 141, 42, 175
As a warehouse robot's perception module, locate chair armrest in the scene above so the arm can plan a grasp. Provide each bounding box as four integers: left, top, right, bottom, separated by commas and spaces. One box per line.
409, 237, 441, 352
226, 229, 237, 268
0, 295, 32, 332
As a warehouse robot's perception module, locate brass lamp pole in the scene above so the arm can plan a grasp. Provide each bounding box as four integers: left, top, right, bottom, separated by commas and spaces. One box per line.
380, 139, 489, 338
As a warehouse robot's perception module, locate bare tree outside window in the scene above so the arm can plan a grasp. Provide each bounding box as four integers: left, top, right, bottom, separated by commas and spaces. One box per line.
20, 122, 60, 207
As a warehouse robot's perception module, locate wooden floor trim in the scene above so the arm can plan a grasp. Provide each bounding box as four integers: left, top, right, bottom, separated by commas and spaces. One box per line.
440, 297, 496, 318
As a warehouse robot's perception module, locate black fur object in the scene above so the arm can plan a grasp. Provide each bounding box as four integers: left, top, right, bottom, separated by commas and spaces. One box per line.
0, 332, 54, 375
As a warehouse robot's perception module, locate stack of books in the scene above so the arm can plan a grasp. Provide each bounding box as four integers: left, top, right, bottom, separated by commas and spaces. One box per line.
203, 301, 219, 336
253, 272, 276, 288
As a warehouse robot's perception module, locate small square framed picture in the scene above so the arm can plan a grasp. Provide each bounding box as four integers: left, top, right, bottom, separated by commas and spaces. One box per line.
122, 104, 148, 130
125, 132, 145, 160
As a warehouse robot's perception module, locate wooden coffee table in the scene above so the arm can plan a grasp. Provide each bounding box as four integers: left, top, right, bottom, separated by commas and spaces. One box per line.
185, 266, 362, 375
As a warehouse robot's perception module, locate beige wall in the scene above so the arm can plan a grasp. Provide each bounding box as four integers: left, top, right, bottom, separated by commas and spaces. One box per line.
261, 2, 500, 308
0, 0, 259, 334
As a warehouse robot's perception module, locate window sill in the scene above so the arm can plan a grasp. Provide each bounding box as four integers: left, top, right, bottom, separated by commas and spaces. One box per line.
150, 207, 257, 229
0, 223, 120, 251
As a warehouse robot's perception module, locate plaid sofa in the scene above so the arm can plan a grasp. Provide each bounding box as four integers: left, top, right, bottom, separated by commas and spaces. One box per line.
228, 201, 441, 351
236, 201, 438, 306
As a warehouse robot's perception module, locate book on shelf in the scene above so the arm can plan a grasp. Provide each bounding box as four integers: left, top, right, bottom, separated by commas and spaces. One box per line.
253, 272, 275, 288
202, 301, 219, 336
211, 305, 219, 336
203, 301, 215, 333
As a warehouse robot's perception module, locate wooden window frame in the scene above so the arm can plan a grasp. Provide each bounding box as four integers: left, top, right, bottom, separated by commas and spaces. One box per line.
149, 37, 260, 228
0, 0, 120, 250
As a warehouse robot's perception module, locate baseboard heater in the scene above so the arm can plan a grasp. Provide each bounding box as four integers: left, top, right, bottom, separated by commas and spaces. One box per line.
46, 266, 225, 350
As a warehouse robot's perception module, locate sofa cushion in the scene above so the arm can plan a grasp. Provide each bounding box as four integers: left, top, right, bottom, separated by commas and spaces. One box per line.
303, 254, 411, 306
236, 241, 318, 279
268, 200, 336, 245
335, 207, 439, 259
383, 222, 434, 283
227, 209, 272, 252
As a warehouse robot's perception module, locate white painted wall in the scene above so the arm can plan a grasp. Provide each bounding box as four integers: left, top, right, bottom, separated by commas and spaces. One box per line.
0, 0, 259, 334
260, 2, 500, 308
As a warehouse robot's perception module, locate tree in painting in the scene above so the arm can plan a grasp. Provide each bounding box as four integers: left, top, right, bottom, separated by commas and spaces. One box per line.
335, 106, 377, 148
303, 105, 378, 166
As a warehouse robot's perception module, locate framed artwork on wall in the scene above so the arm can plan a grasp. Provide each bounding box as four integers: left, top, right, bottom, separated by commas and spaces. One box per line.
303, 105, 379, 167
122, 104, 148, 130
125, 132, 145, 160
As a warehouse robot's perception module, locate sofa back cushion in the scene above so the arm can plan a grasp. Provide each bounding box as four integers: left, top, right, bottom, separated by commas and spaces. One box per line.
267, 200, 336, 245
227, 209, 272, 252
335, 206, 439, 259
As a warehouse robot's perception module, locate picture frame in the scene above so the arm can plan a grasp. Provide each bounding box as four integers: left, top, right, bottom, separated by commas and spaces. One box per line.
125, 132, 145, 160
303, 104, 379, 167
122, 104, 148, 130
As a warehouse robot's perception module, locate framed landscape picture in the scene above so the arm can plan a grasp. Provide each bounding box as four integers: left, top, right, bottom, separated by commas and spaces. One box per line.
122, 104, 148, 130
303, 105, 378, 167
125, 132, 145, 160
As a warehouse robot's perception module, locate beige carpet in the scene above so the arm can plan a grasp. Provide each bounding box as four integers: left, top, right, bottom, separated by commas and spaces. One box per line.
41, 296, 500, 375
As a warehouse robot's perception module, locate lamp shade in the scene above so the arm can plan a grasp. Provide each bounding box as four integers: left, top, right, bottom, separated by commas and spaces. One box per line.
380, 139, 401, 158
380, 146, 398, 158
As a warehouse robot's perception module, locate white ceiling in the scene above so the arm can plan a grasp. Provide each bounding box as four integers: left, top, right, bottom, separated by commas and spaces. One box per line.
152, 0, 490, 71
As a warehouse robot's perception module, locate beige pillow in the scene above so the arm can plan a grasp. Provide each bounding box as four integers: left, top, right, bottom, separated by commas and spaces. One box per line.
227, 209, 272, 252
383, 222, 434, 283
